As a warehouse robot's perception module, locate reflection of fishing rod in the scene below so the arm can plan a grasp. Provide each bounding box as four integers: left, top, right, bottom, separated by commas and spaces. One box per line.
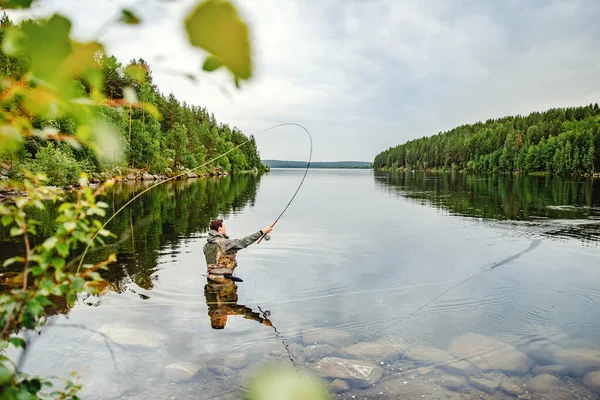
257, 123, 313, 244
257, 305, 298, 369
76, 122, 312, 273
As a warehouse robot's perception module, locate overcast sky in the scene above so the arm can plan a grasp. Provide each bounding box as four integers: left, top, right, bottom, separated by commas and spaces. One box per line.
7, 0, 600, 162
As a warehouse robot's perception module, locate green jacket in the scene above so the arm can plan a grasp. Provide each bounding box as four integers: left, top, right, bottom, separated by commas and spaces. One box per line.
203, 229, 263, 265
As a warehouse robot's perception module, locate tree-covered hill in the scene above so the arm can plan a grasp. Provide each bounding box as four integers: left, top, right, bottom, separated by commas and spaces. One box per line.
374, 104, 600, 175
0, 14, 264, 186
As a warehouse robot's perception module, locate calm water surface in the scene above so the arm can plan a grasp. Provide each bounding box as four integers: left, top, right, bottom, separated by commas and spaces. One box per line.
2, 170, 600, 399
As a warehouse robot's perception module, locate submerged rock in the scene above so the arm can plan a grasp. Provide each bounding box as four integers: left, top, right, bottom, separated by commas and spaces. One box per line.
553, 348, 600, 373
303, 344, 336, 360
468, 377, 499, 394
527, 373, 563, 393
533, 364, 571, 376
438, 376, 465, 391
328, 379, 349, 393
164, 362, 201, 382
301, 327, 354, 348
583, 371, 600, 393
404, 347, 479, 376
522, 340, 562, 365
499, 381, 525, 397
341, 341, 403, 360
447, 333, 532, 373
90, 322, 167, 349
223, 354, 247, 370
314, 357, 382, 386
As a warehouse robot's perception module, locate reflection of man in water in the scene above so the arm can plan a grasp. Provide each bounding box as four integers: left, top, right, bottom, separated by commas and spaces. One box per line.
204, 279, 273, 329
203, 219, 272, 283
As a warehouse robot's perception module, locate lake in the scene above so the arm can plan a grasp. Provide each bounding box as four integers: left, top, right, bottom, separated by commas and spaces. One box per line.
2, 169, 600, 399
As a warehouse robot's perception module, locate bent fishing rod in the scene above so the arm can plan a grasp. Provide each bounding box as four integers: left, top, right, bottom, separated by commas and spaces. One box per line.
257, 123, 313, 244
76, 122, 313, 273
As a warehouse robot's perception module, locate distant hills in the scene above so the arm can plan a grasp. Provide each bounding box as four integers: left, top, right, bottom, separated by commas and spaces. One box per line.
262, 160, 372, 169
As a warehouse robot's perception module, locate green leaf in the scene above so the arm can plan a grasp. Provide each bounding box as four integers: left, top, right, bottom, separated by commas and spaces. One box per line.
42, 236, 58, 250
0, 363, 12, 385
56, 241, 69, 257
184, 0, 252, 81
9, 227, 23, 236
0, 0, 35, 9
121, 9, 141, 24
202, 54, 223, 72
1, 214, 13, 226
3, 257, 23, 267
4, 14, 72, 85
52, 257, 65, 269
71, 277, 85, 292
8, 337, 26, 350
124, 64, 146, 83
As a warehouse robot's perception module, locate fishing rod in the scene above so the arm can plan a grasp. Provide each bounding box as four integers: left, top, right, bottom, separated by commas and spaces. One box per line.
76, 122, 313, 273
257, 123, 313, 244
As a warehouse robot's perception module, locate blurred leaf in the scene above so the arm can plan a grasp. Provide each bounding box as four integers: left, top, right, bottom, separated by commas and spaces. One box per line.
0, 0, 34, 9
0, 124, 23, 153
123, 87, 138, 104
124, 64, 146, 83
244, 364, 331, 400
202, 54, 223, 72
9, 227, 23, 236
0, 363, 11, 385
3, 257, 23, 267
42, 236, 58, 250
141, 102, 161, 119
121, 9, 141, 24
8, 337, 26, 350
5, 14, 72, 85
184, 0, 252, 81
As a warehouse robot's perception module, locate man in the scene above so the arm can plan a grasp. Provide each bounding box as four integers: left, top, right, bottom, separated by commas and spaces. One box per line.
203, 219, 272, 282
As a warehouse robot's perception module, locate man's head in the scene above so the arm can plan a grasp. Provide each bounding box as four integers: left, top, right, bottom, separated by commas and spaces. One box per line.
210, 219, 226, 235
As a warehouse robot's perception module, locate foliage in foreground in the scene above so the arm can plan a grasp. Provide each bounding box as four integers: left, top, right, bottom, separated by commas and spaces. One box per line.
374, 105, 600, 175
0, 173, 116, 398
0, 0, 330, 398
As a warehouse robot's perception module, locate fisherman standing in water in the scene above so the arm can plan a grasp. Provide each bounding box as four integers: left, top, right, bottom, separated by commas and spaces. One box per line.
203, 219, 272, 283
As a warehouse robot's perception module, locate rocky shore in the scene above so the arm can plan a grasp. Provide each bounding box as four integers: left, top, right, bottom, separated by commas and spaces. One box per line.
0, 166, 260, 202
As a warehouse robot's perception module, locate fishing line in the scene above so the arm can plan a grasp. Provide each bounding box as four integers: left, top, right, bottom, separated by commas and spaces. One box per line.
257, 123, 313, 244
340, 239, 544, 350
76, 122, 313, 274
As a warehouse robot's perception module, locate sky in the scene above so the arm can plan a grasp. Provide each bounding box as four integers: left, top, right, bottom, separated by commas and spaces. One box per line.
7, 0, 600, 162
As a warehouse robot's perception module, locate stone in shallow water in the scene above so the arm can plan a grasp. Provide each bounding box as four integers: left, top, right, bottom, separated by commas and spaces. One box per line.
468, 377, 499, 394
527, 373, 563, 393
438, 376, 465, 391
301, 327, 354, 347
404, 347, 478, 376
90, 322, 167, 349
447, 333, 532, 374
533, 364, 570, 376
583, 371, 600, 393
553, 348, 600, 373
314, 357, 382, 386
341, 341, 402, 360
499, 381, 525, 397
223, 354, 247, 370
164, 362, 201, 383
304, 344, 336, 360
522, 340, 562, 365
328, 379, 349, 393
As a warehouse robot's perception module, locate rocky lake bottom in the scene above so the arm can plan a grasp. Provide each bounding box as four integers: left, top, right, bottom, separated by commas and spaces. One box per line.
73, 323, 600, 399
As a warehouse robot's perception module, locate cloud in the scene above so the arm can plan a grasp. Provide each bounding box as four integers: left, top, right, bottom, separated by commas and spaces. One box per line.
6, 0, 600, 161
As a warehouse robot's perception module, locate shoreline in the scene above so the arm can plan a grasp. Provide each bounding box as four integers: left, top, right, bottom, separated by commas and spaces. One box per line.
0, 166, 266, 202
